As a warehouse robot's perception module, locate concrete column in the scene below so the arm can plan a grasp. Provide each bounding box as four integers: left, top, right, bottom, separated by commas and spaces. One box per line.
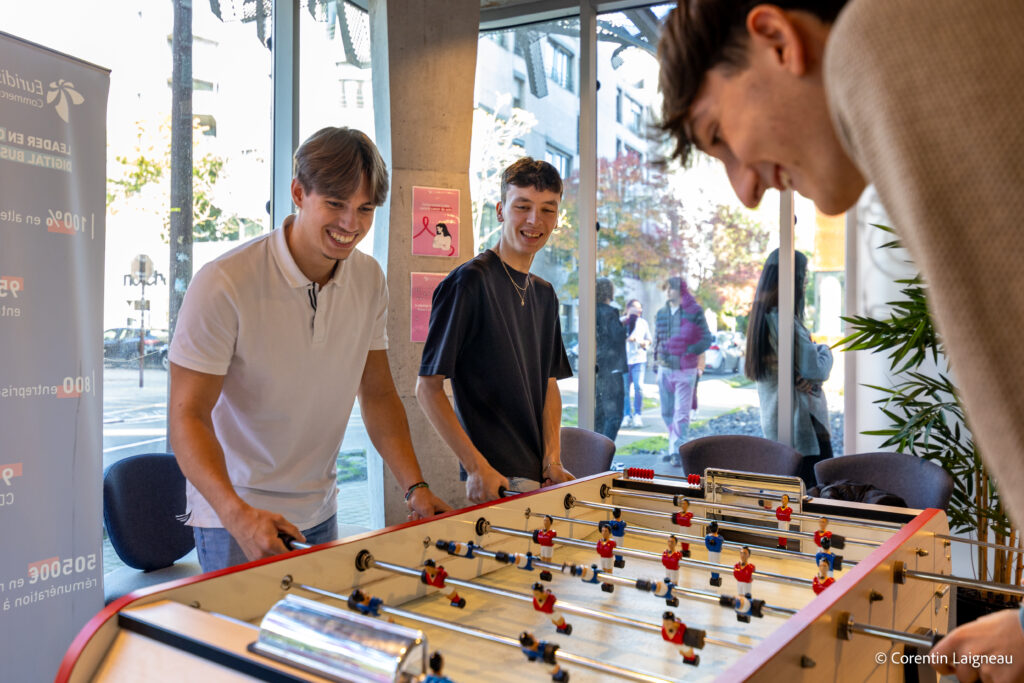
369, 0, 480, 523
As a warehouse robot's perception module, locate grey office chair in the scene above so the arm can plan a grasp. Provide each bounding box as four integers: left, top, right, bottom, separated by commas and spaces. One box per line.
814, 451, 953, 510
680, 435, 802, 478
560, 427, 616, 478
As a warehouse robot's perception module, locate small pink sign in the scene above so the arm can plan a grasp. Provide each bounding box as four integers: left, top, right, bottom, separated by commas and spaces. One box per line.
410, 272, 447, 343
412, 186, 459, 258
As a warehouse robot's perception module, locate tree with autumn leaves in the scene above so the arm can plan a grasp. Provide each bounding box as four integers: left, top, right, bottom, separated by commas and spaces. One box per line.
547, 152, 770, 328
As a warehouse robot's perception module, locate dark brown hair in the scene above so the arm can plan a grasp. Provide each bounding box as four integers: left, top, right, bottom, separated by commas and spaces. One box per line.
657, 1, 847, 166
293, 127, 389, 206
500, 157, 563, 203
744, 248, 809, 382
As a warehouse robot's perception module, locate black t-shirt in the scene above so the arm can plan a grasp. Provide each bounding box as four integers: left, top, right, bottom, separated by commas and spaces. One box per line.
419, 250, 573, 480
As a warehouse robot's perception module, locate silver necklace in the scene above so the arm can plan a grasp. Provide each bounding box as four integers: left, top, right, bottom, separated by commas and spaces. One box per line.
497, 252, 531, 306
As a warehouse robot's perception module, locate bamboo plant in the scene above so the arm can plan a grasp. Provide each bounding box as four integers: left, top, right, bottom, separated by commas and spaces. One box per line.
838, 226, 1020, 586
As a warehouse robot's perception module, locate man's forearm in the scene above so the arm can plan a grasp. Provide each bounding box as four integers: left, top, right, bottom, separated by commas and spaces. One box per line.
169, 414, 247, 523
541, 377, 562, 468
359, 387, 428, 491
415, 376, 489, 473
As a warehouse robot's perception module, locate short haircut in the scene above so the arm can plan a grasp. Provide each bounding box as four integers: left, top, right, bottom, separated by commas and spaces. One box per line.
500, 157, 563, 203
657, 1, 848, 166
293, 127, 389, 206
596, 278, 615, 304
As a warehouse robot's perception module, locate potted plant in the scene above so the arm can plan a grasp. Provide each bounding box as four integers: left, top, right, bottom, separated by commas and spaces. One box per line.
838, 226, 1020, 622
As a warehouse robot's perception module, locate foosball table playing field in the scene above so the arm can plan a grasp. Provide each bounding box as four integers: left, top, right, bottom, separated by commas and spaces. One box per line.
58, 469, 960, 682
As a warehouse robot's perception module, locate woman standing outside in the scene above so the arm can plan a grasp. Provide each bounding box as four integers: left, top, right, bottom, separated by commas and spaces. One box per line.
745, 249, 833, 487
621, 299, 652, 428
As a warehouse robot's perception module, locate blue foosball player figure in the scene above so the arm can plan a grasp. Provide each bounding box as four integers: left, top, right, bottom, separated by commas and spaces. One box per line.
347, 589, 383, 617
705, 521, 724, 587
814, 536, 842, 577
608, 508, 628, 569
519, 632, 569, 681
421, 651, 455, 683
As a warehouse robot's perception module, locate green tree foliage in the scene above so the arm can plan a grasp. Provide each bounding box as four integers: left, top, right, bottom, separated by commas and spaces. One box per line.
107, 118, 262, 242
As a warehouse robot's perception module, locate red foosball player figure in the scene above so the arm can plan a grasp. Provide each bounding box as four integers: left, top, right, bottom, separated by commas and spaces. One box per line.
814, 517, 832, 548
519, 632, 569, 682
812, 558, 835, 595
662, 535, 683, 585
534, 515, 557, 581
421, 559, 466, 608
531, 582, 573, 635
596, 522, 616, 574
776, 494, 793, 549
733, 545, 755, 598
660, 611, 701, 666
421, 651, 455, 683
671, 499, 693, 557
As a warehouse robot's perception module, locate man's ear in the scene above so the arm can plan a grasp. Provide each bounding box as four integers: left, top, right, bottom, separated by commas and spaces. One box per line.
495, 201, 505, 223
290, 178, 306, 208
746, 5, 807, 76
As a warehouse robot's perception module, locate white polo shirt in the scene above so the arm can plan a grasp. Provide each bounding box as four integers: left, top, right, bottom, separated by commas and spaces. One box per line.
169, 222, 388, 529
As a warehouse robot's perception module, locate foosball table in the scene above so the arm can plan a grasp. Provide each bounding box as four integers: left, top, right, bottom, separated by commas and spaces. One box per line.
58, 469, 954, 682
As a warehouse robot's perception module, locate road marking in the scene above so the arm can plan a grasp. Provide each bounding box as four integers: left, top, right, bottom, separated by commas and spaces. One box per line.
103, 436, 167, 454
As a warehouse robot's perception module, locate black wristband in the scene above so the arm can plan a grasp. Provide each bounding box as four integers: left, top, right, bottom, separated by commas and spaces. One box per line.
405, 481, 429, 502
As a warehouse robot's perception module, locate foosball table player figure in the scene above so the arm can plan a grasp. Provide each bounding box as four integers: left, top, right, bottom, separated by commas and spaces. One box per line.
518, 631, 569, 682
814, 516, 832, 548
421, 559, 466, 608
671, 498, 693, 557
535, 514, 557, 581
531, 582, 573, 635
732, 545, 757, 622
421, 651, 454, 683
608, 507, 628, 568
705, 520, 724, 587
660, 611, 702, 667
815, 535, 838, 578
662, 534, 683, 586
596, 521, 617, 589
812, 557, 836, 595
775, 494, 793, 549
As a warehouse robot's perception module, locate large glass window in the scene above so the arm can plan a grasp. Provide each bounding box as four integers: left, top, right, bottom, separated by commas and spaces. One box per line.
8, 0, 273, 573
473, 18, 580, 428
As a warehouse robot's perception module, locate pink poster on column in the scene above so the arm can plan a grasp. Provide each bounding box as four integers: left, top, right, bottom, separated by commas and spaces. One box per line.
412, 186, 459, 258
410, 272, 447, 342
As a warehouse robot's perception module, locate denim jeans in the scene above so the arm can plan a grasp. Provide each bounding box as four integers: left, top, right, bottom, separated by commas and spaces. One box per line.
623, 363, 645, 417
194, 515, 338, 572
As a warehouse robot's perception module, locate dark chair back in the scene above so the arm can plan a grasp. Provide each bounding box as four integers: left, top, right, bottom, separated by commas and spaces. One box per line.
814, 452, 953, 510
680, 435, 802, 478
103, 453, 194, 571
560, 427, 616, 478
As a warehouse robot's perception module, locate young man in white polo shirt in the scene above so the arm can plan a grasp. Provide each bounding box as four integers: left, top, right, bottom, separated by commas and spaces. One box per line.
169, 127, 449, 571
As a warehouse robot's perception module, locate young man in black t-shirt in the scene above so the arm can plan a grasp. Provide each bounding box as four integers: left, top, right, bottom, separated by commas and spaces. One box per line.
417, 158, 574, 504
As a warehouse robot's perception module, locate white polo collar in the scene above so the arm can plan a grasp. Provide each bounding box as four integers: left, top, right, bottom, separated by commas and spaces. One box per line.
270, 214, 348, 289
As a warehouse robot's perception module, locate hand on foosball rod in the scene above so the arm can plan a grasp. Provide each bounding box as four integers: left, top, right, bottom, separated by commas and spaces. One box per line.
406, 485, 452, 521
465, 462, 510, 504
542, 461, 575, 487
929, 608, 1024, 682
222, 502, 305, 561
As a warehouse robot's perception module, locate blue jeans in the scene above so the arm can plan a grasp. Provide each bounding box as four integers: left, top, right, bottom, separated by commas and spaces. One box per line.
623, 363, 645, 417
194, 515, 338, 572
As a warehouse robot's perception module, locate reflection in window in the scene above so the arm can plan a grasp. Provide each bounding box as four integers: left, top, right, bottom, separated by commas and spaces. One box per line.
549, 40, 574, 91
545, 145, 572, 180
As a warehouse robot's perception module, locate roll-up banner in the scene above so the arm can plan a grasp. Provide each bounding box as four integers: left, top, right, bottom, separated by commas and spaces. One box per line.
0, 31, 109, 682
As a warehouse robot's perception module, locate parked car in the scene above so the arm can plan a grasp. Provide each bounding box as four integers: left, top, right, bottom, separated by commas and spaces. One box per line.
103, 327, 170, 370
705, 331, 745, 374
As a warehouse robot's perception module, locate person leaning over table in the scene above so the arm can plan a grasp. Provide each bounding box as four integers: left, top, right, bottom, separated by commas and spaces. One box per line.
168, 127, 450, 572
416, 157, 574, 504
656, 1, 1024, 679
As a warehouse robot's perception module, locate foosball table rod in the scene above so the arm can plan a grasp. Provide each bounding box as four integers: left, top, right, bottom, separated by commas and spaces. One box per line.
609, 488, 902, 533
484, 521, 815, 590
534, 511, 835, 564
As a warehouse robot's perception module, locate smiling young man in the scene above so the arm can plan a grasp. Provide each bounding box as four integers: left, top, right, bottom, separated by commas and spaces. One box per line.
658, 1, 1024, 679
168, 127, 449, 572
417, 158, 574, 504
